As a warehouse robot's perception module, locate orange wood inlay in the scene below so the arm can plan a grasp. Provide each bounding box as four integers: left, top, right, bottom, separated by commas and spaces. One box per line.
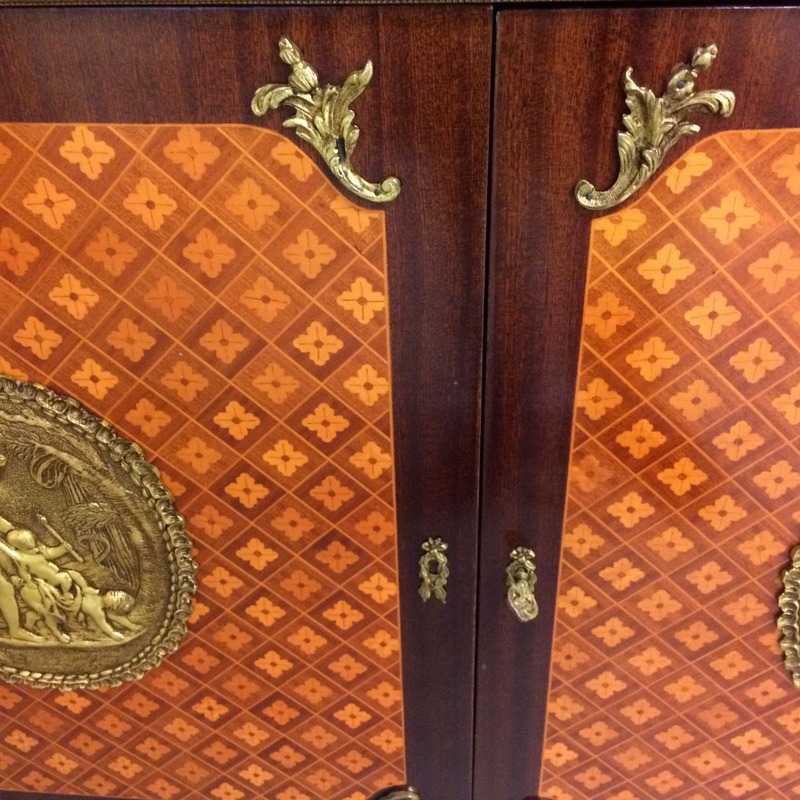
541, 130, 800, 800
0, 123, 404, 800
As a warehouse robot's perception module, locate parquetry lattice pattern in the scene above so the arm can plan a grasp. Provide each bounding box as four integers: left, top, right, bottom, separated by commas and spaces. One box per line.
540, 130, 800, 800
0, 123, 405, 800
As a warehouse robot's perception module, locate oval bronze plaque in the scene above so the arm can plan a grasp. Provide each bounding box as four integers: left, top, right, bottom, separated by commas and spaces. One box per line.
0, 377, 196, 689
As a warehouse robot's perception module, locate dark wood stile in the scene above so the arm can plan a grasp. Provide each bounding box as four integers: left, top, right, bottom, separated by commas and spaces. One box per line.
476, 8, 800, 800
0, 7, 492, 800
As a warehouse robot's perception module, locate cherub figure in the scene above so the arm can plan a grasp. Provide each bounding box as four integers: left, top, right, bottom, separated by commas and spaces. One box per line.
74, 589, 138, 641
0, 513, 137, 644
0, 527, 81, 595
0, 525, 86, 643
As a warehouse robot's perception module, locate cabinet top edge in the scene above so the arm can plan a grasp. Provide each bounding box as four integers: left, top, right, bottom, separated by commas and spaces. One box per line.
0, 0, 498, 4
0, 0, 664, 5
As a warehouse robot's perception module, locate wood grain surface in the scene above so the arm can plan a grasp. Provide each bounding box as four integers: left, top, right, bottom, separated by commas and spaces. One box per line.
477, 8, 800, 800
0, 7, 491, 800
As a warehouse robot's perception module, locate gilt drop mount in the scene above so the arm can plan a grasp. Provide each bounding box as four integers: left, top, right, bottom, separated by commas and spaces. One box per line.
0, 377, 196, 690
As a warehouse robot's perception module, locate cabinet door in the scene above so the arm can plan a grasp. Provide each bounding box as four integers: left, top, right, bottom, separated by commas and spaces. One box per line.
0, 8, 491, 800
479, 8, 800, 800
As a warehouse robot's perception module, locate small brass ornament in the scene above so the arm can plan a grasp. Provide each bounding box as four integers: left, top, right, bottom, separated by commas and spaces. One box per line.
779, 545, 800, 688
252, 37, 401, 203
0, 378, 196, 689
369, 786, 421, 800
506, 546, 538, 622
575, 44, 735, 210
418, 537, 449, 603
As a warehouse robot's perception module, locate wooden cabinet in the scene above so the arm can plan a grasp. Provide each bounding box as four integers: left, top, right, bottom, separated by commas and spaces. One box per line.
0, 8, 490, 800
4, 5, 800, 800
479, 8, 800, 800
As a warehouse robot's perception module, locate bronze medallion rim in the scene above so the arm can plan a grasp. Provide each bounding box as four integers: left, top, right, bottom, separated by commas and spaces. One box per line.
0, 377, 197, 690
779, 544, 800, 689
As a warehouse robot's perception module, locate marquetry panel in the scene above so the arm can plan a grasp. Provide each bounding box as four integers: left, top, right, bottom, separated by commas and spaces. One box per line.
0, 123, 404, 800
541, 130, 800, 800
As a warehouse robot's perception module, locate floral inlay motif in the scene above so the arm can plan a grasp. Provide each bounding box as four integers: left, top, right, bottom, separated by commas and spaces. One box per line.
0, 357, 27, 381
161, 360, 209, 403
772, 143, 800, 194
282, 229, 336, 279
84, 227, 137, 276
271, 141, 313, 182
752, 459, 800, 500
615, 419, 667, 458
263, 439, 309, 477
13, 316, 63, 360
123, 177, 177, 231
224, 473, 269, 509
329, 196, 379, 233
584, 291, 635, 339
668, 378, 721, 422
70, 358, 119, 400
712, 420, 764, 461
562, 523, 604, 558
240, 277, 290, 323
349, 441, 392, 479
58, 126, 115, 180
697, 494, 747, 532
182, 228, 235, 278
772, 383, 800, 424
354, 511, 395, 545
337, 277, 386, 324
145, 276, 193, 321
0, 226, 39, 276
163, 127, 220, 180
625, 336, 680, 382
106, 318, 156, 362
343, 364, 389, 406
747, 241, 800, 294
657, 456, 708, 497
606, 492, 655, 528
683, 291, 741, 340
636, 243, 696, 294
225, 178, 279, 231
48, 273, 100, 321
568, 454, 612, 493
213, 401, 261, 441
699, 189, 761, 244
252, 362, 300, 404
124, 398, 171, 438
199, 320, 249, 364
557, 586, 598, 619
309, 475, 354, 511
302, 403, 350, 443
575, 377, 623, 420
729, 337, 785, 383
177, 436, 222, 475
293, 321, 344, 366
22, 177, 76, 229
665, 151, 713, 194
594, 208, 647, 246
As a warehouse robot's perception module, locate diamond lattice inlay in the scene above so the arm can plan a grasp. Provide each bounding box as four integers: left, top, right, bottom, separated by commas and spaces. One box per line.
541, 130, 800, 800
0, 123, 404, 800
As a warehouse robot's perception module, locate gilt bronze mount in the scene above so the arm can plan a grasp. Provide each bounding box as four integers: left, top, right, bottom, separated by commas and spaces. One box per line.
419, 537, 449, 603
0, 378, 196, 690
575, 44, 735, 210
252, 37, 401, 203
506, 546, 538, 622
